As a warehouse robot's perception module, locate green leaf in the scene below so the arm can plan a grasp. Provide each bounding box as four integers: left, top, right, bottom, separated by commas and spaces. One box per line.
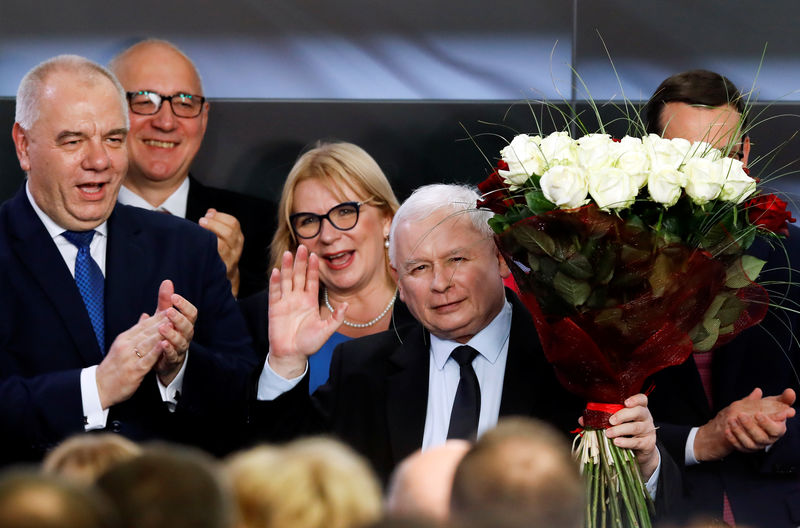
725, 255, 766, 288
525, 190, 556, 215
553, 271, 591, 306
716, 294, 746, 329
512, 224, 555, 256
487, 215, 508, 234
559, 253, 593, 280
690, 317, 721, 352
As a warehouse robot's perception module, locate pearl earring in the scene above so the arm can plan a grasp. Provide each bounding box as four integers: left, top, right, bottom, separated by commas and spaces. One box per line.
384, 236, 390, 249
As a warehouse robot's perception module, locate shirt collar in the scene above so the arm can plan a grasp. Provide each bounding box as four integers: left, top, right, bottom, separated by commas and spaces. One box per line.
25, 180, 108, 239
117, 176, 190, 218
430, 299, 512, 369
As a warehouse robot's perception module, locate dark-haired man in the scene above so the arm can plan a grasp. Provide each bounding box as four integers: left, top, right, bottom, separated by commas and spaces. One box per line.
644, 69, 800, 528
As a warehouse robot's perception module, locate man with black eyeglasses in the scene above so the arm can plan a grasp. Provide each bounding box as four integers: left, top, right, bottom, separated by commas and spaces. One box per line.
110, 39, 274, 299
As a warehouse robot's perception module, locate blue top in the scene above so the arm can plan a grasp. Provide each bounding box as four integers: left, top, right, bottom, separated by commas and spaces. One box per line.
308, 332, 352, 394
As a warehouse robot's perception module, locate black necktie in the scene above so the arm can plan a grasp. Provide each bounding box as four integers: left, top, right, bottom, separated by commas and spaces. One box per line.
447, 345, 481, 440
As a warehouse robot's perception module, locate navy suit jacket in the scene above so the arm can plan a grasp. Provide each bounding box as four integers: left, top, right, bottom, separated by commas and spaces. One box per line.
0, 186, 257, 463
647, 227, 800, 527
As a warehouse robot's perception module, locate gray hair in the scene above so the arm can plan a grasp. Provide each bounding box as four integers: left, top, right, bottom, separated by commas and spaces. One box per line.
109, 38, 205, 95
389, 183, 493, 267
15, 54, 128, 130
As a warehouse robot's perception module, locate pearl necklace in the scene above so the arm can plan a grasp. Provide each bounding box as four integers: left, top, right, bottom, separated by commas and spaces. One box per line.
323, 287, 397, 328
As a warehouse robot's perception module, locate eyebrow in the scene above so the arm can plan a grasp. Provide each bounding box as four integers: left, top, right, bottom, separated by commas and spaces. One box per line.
106, 128, 128, 137
55, 130, 86, 142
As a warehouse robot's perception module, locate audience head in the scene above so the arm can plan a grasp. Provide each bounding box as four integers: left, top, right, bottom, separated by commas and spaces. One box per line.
95, 444, 233, 528
12, 54, 128, 231
0, 470, 117, 528
644, 69, 750, 164
42, 433, 141, 485
227, 437, 382, 528
271, 141, 400, 291
389, 183, 507, 344
109, 39, 208, 190
449, 417, 584, 528
386, 440, 470, 522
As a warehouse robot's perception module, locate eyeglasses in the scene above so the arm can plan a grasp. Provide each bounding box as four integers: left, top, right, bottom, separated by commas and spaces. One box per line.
290, 202, 363, 239
126, 90, 206, 118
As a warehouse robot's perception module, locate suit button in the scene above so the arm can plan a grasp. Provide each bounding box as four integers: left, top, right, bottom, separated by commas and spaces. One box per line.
110, 420, 122, 433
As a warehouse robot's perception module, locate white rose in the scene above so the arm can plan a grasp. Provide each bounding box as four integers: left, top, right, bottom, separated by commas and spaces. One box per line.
643, 134, 684, 170
683, 157, 725, 205
613, 136, 650, 188
499, 134, 545, 186
540, 131, 578, 167
670, 137, 692, 160
719, 158, 757, 204
587, 167, 638, 211
540, 165, 589, 209
577, 133, 613, 170
688, 141, 722, 161
648, 166, 685, 207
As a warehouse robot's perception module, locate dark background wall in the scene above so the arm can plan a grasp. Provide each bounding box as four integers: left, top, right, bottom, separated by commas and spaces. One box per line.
2, 0, 800, 207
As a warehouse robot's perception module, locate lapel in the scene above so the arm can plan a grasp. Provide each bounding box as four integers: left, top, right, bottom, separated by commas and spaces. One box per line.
499, 295, 541, 416
5, 187, 103, 365
104, 204, 150, 340
385, 323, 431, 464
185, 175, 208, 223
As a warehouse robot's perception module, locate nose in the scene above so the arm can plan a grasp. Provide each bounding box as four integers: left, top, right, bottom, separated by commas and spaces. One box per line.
430, 263, 453, 293
317, 218, 341, 244
81, 139, 111, 171
150, 102, 177, 131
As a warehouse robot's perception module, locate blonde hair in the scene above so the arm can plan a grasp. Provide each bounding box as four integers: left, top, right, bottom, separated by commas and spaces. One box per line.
42, 434, 141, 486
269, 141, 400, 270
227, 438, 382, 528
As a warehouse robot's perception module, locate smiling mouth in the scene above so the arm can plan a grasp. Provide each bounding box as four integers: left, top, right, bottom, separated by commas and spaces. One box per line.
323, 250, 354, 269
143, 139, 177, 148
77, 182, 107, 195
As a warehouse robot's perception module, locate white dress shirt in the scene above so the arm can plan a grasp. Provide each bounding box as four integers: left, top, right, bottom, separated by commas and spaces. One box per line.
117, 177, 190, 218
25, 182, 186, 430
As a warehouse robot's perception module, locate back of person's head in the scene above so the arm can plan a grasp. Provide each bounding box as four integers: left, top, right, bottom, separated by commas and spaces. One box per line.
449, 417, 584, 528
385, 440, 470, 522
42, 433, 141, 485
644, 69, 746, 135
271, 141, 400, 268
95, 444, 233, 528
227, 437, 382, 528
0, 470, 118, 528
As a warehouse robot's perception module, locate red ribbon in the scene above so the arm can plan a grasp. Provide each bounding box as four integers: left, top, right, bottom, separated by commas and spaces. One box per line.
583, 402, 625, 429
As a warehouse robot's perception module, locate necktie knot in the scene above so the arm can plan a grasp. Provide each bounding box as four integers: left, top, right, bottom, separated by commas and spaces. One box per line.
450, 345, 478, 367
63, 230, 95, 250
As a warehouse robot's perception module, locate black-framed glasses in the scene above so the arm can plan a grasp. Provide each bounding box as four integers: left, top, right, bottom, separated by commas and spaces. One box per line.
126, 90, 206, 118
290, 201, 363, 239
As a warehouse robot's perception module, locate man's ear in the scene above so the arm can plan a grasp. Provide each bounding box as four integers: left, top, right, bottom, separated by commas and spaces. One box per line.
12, 123, 31, 172
496, 247, 511, 279
390, 266, 405, 302
741, 135, 751, 168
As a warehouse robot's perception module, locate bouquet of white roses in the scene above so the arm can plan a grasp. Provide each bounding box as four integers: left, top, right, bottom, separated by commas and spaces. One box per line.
479, 129, 793, 528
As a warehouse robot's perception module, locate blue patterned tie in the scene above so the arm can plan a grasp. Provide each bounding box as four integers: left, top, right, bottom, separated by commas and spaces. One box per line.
62, 230, 105, 354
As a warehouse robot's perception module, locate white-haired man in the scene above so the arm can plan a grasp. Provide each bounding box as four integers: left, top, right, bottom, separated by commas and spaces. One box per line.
0, 55, 255, 464
253, 183, 680, 519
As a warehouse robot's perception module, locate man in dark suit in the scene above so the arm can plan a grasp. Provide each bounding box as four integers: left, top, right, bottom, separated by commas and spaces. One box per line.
644, 69, 800, 527
254, 183, 674, 512
0, 55, 256, 464
110, 39, 274, 299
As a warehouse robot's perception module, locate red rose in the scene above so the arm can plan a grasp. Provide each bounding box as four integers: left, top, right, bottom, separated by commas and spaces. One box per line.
477, 160, 523, 215
746, 194, 796, 236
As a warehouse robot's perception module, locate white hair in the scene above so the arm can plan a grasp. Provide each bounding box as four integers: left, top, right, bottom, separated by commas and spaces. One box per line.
15, 54, 129, 130
388, 183, 494, 267
109, 38, 205, 95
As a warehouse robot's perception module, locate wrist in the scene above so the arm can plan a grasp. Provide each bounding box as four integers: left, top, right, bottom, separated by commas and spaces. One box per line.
267, 351, 307, 379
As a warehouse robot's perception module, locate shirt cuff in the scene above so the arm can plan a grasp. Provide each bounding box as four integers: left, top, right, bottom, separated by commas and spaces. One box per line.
156, 352, 188, 412
685, 427, 700, 465
645, 449, 661, 500
81, 366, 109, 431
257, 353, 307, 400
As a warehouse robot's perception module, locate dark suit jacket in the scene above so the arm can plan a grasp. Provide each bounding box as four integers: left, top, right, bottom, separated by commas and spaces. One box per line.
647, 228, 800, 527
0, 186, 258, 464
250, 293, 682, 519
186, 175, 275, 299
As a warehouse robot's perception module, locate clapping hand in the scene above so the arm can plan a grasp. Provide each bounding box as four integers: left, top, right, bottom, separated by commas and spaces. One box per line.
199, 208, 244, 297
267, 245, 346, 379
